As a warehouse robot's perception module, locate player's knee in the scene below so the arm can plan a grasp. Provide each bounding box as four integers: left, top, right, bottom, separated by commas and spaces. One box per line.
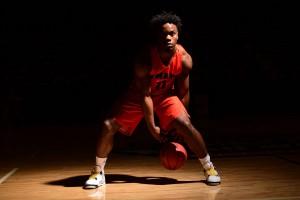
102, 119, 118, 134
174, 117, 193, 131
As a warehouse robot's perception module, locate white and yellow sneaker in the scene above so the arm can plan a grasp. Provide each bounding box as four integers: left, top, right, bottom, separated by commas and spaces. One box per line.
84, 168, 106, 189
204, 166, 221, 185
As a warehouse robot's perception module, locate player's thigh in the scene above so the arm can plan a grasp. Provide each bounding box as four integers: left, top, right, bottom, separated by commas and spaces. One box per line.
155, 96, 189, 132
113, 96, 144, 136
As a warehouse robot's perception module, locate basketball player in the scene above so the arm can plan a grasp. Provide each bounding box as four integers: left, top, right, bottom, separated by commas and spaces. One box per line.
84, 11, 221, 188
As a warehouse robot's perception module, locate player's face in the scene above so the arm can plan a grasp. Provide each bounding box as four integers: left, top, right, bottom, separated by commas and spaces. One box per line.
157, 23, 179, 52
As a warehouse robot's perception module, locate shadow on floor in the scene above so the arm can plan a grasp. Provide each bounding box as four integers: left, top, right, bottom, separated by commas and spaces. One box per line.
45, 174, 204, 187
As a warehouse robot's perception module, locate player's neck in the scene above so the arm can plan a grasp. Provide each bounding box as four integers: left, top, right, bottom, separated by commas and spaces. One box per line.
157, 46, 176, 66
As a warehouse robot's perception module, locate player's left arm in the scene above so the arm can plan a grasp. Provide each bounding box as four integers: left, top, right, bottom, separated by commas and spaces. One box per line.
175, 48, 193, 107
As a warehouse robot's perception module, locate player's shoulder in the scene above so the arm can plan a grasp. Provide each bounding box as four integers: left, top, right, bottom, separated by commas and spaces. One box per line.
176, 44, 192, 69
134, 45, 152, 77
176, 44, 190, 56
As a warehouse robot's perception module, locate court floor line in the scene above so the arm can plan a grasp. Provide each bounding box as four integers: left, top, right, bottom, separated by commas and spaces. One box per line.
0, 168, 18, 184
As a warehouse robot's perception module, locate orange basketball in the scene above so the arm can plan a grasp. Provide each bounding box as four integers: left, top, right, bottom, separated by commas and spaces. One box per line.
160, 142, 188, 170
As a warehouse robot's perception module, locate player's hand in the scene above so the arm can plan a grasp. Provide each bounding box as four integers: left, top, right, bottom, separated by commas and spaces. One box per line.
150, 126, 167, 143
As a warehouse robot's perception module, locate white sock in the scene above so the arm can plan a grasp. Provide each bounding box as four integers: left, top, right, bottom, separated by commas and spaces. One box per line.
95, 157, 107, 173
199, 154, 213, 170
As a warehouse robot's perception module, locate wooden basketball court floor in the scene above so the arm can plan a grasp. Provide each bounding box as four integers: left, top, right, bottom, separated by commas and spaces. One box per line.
1, 148, 300, 200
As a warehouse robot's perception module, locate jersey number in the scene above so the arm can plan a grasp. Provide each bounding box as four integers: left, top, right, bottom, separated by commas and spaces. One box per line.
155, 80, 167, 90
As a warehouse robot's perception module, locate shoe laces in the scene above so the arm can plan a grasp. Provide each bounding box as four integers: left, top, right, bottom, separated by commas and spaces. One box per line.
90, 167, 102, 179
90, 172, 100, 180
206, 167, 219, 176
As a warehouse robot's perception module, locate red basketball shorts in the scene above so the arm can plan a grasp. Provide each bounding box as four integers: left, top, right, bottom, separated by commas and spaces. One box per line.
114, 95, 188, 136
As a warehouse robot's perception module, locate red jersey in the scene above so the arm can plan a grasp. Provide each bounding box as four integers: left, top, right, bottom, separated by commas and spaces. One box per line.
149, 47, 183, 96
114, 45, 187, 135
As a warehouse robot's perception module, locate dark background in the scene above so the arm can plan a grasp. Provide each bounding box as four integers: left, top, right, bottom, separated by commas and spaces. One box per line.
1, 1, 299, 158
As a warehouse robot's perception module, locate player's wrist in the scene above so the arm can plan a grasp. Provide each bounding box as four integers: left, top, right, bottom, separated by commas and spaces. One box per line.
145, 120, 155, 129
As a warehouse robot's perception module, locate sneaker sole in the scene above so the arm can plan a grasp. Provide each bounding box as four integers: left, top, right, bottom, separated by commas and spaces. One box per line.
83, 183, 104, 189
206, 181, 221, 186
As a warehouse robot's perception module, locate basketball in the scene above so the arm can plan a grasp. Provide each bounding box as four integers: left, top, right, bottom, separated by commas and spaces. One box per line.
160, 142, 188, 170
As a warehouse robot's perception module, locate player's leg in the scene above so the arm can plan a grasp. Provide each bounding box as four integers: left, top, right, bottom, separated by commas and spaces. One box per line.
84, 118, 120, 189
96, 118, 120, 159
155, 96, 221, 185
169, 116, 220, 185
84, 96, 143, 189
169, 115, 208, 158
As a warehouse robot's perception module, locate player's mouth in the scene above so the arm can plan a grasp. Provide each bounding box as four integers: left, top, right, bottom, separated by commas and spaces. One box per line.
166, 42, 174, 48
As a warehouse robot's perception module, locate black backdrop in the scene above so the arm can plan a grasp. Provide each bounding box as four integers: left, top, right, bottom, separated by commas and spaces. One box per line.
1, 1, 299, 155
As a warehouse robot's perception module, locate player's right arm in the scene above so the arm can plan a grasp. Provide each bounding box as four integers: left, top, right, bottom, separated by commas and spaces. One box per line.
134, 58, 164, 142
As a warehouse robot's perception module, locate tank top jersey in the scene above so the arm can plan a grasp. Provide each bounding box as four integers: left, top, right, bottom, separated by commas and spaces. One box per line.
149, 47, 183, 96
